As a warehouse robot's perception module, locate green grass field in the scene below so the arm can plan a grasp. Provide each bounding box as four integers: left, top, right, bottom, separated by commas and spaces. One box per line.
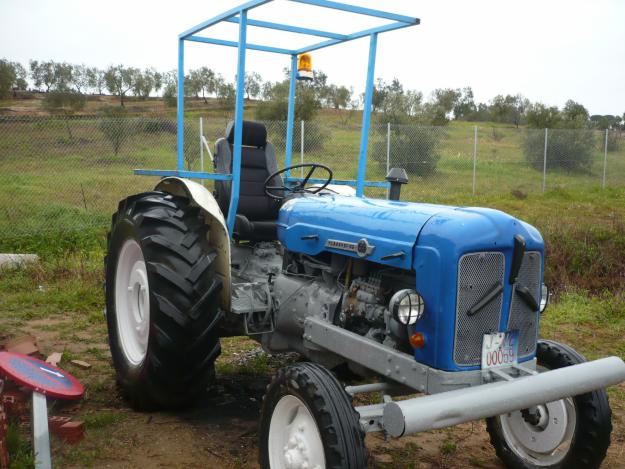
1, 109, 624, 467
1, 113, 624, 239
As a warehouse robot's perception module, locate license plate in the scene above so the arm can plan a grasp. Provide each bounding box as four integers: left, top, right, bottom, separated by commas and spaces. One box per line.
481, 331, 519, 370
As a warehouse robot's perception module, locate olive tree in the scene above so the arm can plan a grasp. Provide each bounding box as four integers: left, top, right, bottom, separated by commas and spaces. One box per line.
371, 79, 441, 176
99, 106, 135, 155
523, 102, 595, 172
132, 68, 162, 99
87, 67, 106, 95
0, 59, 17, 98
104, 65, 138, 106
244, 71, 262, 100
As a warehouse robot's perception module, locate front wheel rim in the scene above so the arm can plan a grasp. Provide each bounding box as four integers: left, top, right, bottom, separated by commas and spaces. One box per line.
268, 395, 326, 469
115, 238, 150, 366
499, 395, 577, 466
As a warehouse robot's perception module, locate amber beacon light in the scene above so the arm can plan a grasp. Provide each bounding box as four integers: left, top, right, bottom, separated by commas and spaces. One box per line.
297, 53, 313, 80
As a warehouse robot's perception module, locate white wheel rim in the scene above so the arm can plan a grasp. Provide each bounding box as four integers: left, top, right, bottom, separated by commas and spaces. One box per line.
268, 395, 325, 469
499, 366, 577, 466
115, 238, 150, 366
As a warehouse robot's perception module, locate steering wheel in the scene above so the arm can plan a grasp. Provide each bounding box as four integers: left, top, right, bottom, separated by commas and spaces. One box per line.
264, 163, 333, 200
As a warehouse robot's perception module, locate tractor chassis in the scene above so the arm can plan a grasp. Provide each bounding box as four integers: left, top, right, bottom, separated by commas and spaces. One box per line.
303, 316, 625, 438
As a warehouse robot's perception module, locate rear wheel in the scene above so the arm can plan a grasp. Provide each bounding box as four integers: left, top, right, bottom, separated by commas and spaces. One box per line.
259, 363, 367, 469
105, 191, 223, 409
487, 340, 612, 468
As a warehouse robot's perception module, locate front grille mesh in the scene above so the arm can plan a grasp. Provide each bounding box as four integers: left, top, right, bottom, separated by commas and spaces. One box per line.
508, 251, 542, 358
454, 252, 505, 366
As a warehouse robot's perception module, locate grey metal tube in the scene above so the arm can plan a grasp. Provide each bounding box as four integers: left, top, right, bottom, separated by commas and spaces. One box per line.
383, 356, 625, 437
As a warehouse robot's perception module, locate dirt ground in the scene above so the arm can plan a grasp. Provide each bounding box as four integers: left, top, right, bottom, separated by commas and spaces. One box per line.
3, 315, 621, 469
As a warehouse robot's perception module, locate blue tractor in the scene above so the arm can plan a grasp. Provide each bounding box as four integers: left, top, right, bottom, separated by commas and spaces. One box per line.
104, 2, 625, 468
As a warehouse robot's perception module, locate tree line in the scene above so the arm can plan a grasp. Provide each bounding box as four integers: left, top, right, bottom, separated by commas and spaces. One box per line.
1, 58, 624, 132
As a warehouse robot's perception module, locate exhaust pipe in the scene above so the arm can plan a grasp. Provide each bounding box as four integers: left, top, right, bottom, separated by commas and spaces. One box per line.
383, 356, 625, 437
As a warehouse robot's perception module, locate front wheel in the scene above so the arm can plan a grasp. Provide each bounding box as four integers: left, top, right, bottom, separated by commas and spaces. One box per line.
487, 340, 612, 469
259, 363, 367, 469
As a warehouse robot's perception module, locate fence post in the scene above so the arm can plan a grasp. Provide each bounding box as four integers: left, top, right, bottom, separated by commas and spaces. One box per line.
300, 120, 305, 177
386, 122, 391, 175
199, 117, 204, 174
386, 122, 391, 198
602, 129, 608, 189
472, 126, 477, 195
542, 128, 548, 193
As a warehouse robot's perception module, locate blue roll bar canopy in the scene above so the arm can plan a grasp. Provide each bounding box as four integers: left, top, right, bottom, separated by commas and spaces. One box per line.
135, 0, 420, 235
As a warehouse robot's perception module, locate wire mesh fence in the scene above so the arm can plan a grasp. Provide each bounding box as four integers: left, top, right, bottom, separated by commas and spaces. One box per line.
0, 115, 623, 238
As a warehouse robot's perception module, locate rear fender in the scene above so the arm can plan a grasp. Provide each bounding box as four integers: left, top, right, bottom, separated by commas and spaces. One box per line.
155, 177, 231, 311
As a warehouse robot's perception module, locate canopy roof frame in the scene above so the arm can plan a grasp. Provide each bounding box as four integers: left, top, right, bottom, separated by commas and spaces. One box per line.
135, 0, 420, 235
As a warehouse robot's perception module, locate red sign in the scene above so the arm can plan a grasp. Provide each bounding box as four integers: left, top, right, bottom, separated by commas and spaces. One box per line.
0, 352, 84, 400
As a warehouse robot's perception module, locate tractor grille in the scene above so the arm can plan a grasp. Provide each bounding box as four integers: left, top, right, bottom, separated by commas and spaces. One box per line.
454, 252, 505, 366
508, 251, 542, 358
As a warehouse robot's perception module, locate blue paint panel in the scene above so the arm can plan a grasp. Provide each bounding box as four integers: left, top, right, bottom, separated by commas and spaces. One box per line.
278, 195, 448, 269
133, 169, 233, 181
411, 207, 544, 372
278, 195, 545, 372
284, 177, 390, 188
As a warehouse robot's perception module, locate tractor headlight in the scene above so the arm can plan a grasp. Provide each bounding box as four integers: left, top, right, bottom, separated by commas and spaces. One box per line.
389, 289, 425, 325
539, 283, 549, 313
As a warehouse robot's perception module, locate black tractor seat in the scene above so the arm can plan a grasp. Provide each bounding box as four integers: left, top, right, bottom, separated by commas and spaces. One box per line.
214, 120, 283, 241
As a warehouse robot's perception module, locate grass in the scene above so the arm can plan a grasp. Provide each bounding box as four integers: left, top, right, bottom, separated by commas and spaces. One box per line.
1, 110, 624, 240
0, 107, 624, 466
0, 188, 623, 466
440, 440, 458, 455
82, 411, 125, 430
6, 423, 35, 469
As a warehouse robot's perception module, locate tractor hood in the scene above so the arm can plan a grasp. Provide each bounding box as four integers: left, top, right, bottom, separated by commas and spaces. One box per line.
277, 195, 544, 271
277, 195, 447, 270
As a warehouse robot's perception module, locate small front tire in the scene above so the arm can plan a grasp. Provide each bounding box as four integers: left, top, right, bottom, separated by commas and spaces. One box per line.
259, 363, 367, 469
487, 340, 612, 469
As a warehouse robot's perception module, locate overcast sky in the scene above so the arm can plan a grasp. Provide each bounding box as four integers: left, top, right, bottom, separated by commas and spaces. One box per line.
1, 0, 624, 115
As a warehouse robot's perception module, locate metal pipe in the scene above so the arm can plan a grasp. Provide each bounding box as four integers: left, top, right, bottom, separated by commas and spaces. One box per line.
284, 54, 298, 176
356, 33, 378, 197
383, 356, 625, 437
386, 122, 391, 198
472, 125, 477, 195
226, 9, 248, 235
187, 35, 294, 55
177, 39, 185, 171
32, 392, 52, 469
386, 122, 391, 175
301, 119, 305, 177
542, 128, 548, 193
346, 382, 392, 395
200, 117, 204, 174
291, 0, 418, 24
179, 0, 271, 39
603, 129, 608, 189
225, 16, 347, 40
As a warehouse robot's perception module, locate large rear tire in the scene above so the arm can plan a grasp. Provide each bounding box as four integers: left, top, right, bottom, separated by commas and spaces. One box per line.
105, 191, 223, 410
487, 340, 612, 469
259, 363, 367, 469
